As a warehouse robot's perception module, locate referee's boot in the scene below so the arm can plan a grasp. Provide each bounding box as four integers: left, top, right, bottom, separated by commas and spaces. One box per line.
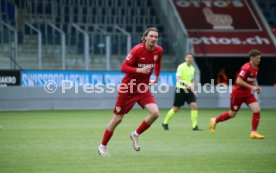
192, 125, 203, 131
162, 123, 169, 130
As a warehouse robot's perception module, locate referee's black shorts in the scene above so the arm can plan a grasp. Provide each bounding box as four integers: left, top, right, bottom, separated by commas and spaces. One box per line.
173, 88, 196, 107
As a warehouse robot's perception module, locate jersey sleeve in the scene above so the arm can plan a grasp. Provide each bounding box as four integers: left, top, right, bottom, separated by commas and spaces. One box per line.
238, 66, 249, 80
176, 65, 182, 77
154, 48, 163, 77
120, 48, 138, 73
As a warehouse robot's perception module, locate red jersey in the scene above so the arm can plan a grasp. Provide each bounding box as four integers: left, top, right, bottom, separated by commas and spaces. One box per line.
232, 62, 259, 97
120, 43, 163, 93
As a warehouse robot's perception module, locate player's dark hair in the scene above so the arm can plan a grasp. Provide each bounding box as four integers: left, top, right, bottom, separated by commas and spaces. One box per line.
141, 27, 159, 42
249, 49, 261, 58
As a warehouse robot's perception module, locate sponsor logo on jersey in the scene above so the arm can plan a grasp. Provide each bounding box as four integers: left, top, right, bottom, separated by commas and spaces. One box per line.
138, 64, 155, 68
126, 54, 132, 60
239, 70, 245, 77
140, 57, 145, 60
247, 77, 256, 82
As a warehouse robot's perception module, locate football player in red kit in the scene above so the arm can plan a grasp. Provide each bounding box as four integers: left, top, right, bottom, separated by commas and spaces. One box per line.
98, 27, 163, 156
210, 49, 264, 139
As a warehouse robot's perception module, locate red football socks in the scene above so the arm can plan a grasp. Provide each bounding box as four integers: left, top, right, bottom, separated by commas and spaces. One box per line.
252, 112, 260, 131
215, 112, 232, 123
136, 120, 150, 135
101, 129, 113, 146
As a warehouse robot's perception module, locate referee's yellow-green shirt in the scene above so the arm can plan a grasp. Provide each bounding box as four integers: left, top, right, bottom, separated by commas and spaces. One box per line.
176, 62, 195, 89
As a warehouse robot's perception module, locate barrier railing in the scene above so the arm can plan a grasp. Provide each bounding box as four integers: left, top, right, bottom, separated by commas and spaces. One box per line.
25, 22, 42, 69
0, 21, 17, 69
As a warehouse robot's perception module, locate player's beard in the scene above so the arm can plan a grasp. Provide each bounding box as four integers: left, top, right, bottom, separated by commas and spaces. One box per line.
148, 41, 156, 49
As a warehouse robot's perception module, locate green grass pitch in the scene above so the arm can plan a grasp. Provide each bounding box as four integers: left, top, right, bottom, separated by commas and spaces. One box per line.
0, 109, 276, 173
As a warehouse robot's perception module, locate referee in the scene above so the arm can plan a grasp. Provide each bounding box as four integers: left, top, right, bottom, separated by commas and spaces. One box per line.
162, 53, 202, 131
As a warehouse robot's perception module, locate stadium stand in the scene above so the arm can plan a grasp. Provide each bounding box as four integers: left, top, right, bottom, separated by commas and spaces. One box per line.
1, 0, 275, 85
0, 0, 178, 70
257, 0, 276, 36
257, 0, 276, 27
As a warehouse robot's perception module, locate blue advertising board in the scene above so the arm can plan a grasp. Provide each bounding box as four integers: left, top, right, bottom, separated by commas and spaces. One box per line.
21, 70, 104, 87
21, 70, 176, 87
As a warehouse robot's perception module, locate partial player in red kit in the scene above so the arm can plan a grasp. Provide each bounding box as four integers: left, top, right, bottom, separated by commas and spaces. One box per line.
98, 27, 163, 156
210, 49, 264, 139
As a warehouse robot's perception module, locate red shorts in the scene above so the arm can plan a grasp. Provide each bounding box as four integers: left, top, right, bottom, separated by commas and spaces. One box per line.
113, 91, 156, 115
230, 94, 257, 111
